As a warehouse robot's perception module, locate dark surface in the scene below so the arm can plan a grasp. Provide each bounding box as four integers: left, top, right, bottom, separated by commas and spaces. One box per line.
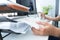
16, 0, 30, 16
0, 30, 3, 40
48, 36, 60, 40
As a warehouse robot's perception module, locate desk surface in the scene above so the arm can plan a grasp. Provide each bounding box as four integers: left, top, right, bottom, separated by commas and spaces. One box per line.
3, 15, 49, 40
3, 28, 48, 40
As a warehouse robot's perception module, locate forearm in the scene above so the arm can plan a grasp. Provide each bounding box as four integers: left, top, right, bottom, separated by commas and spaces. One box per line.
45, 16, 60, 21
7, 3, 29, 12
52, 28, 60, 37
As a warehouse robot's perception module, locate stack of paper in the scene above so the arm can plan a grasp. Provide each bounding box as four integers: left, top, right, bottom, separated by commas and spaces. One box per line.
0, 22, 30, 34
0, 22, 11, 29
10, 22, 30, 34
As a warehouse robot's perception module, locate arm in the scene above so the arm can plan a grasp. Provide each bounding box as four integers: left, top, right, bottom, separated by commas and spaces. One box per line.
45, 16, 60, 21
0, 0, 29, 12
31, 21, 60, 38
41, 13, 60, 21
7, 3, 30, 12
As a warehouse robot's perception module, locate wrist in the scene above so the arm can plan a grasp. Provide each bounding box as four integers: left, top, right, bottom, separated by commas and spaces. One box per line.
53, 28, 60, 37
56, 28, 60, 37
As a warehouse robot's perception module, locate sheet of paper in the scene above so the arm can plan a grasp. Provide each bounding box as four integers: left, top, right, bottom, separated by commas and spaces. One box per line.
0, 22, 11, 29
0, 22, 30, 34
10, 22, 30, 34
15, 17, 40, 29
16, 17, 52, 29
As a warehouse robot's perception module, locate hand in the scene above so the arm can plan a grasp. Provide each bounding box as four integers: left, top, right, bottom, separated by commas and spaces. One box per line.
31, 21, 57, 36
40, 12, 46, 19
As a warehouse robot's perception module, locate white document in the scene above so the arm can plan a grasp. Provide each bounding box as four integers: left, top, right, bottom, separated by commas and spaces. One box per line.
10, 22, 30, 34
0, 22, 11, 29
16, 17, 42, 29
0, 22, 30, 34
16, 17, 52, 29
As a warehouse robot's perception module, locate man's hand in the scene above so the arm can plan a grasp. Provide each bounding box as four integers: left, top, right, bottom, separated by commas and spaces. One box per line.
40, 12, 46, 19
31, 21, 58, 36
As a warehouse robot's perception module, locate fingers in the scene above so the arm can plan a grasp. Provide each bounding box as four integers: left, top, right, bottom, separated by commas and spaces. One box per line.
36, 21, 48, 26
31, 27, 41, 35
36, 21, 51, 28
38, 12, 44, 16
31, 27, 40, 31
31, 27, 47, 36
40, 13, 46, 19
